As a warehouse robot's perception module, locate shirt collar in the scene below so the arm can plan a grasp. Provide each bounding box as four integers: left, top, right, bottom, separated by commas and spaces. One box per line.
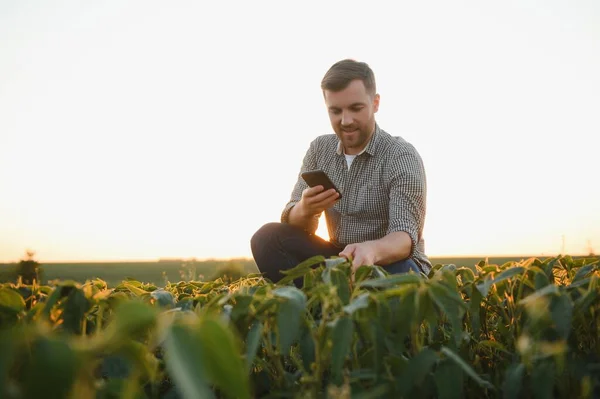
336, 123, 382, 156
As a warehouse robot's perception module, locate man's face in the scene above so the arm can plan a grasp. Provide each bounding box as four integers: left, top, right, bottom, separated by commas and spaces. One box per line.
324, 79, 380, 155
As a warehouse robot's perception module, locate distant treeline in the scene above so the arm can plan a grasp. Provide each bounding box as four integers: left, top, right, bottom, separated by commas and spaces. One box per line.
0, 258, 259, 287
0, 255, 584, 287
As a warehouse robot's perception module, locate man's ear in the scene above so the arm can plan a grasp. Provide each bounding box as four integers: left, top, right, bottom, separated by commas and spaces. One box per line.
373, 93, 380, 113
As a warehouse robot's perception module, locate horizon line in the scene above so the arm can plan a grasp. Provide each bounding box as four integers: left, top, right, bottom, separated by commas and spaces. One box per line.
1, 252, 596, 264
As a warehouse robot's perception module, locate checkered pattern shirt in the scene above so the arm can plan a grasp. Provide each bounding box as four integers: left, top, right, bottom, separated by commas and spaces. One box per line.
281, 124, 431, 274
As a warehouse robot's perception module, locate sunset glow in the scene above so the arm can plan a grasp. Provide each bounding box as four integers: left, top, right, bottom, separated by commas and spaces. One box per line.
1, 1, 598, 263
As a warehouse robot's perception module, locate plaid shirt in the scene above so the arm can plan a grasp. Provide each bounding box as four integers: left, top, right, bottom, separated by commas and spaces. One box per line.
281, 124, 431, 274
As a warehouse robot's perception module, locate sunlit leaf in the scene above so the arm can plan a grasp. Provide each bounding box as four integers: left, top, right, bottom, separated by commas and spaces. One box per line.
123, 282, 150, 297
0, 287, 25, 313
41, 283, 78, 320
494, 266, 525, 285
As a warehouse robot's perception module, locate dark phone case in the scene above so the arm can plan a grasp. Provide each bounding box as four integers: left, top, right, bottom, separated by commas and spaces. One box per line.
301, 170, 342, 199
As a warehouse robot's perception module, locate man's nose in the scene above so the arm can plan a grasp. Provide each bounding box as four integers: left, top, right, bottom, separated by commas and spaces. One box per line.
341, 111, 353, 126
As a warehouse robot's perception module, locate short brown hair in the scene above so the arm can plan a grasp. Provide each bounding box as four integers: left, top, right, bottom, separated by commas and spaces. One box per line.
321, 59, 376, 96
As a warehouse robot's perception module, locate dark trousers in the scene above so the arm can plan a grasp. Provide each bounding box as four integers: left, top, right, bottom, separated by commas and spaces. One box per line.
250, 222, 420, 284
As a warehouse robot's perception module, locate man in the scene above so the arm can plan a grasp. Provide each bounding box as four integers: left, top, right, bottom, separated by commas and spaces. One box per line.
251, 59, 431, 284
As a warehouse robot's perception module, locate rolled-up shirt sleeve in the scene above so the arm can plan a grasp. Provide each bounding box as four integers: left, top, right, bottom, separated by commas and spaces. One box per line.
281, 140, 320, 232
386, 147, 427, 258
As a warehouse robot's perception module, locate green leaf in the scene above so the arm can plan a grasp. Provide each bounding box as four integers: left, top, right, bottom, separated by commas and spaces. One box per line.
277, 255, 325, 284
550, 294, 573, 340
0, 287, 25, 313
429, 283, 466, 346
24, 337, 78, 399
441, 346, 495, 391
41, 283, 78, 319
457, 267, 476, 284
392, 289, 417, 345
358, 273, 422, 288
399, 348, 438, 395
433, 359, 464, 399
331, 268, 351, 305
123, 282, 150, 297
573, 289, 597, 313
343, 293, 370, 315
534, 271, 550, 290
272, 286, 307, 309
113, 300, 158, 338
0, 331, 15, 391
477, 267, 525, 297
245, 320, 263, 372
573, 262, 599, 282
299, 321, 315, 372
273, 285, 307, 354
325, 257, 347, 268
328, 316, 354, 385
164, 323, 215, 399
276, 300, 303, 354
350, 384, 390, 399
150, 289, 176, 308
477, 340, 510, 354
62, 287, 91, 334
519, 284, 559, 306
531, 361, 555, 399
198, 317, 251, 399
502, 363, 525, 399
475, 275, 494, 297
353, 265, 373, 283
469, 288, 483, 338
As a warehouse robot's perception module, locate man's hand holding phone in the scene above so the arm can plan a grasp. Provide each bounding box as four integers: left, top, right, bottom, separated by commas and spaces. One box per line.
297, 185, 340, 218
287, 170, 341, 229
298, 170, 341, 217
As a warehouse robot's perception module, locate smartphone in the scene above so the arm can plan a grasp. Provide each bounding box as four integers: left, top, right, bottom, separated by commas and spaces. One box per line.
301, 170, 342, 199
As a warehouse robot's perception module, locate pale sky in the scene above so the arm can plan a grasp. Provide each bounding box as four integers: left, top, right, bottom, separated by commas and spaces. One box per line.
1, 0, 599, 262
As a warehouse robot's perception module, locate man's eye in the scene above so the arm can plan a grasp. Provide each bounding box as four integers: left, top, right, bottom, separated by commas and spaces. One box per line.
351, 107, 363, 112
330, 109, 342, 115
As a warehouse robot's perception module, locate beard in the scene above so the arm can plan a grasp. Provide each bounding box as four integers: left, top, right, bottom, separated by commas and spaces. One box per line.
335, 123, 374, 154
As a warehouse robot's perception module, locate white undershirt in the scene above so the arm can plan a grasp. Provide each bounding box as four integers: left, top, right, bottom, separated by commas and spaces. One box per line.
344, 154, 357, 170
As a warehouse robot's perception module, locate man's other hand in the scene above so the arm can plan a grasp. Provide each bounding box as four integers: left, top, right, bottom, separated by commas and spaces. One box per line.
339, 241, 379, 271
